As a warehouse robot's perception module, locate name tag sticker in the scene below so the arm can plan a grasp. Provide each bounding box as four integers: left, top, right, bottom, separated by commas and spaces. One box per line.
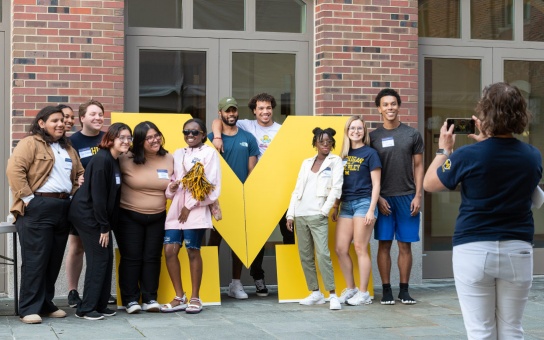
115, 174, 121, 185
382, 137, 394, 148
64, 158, 73, 171
79, 147, 92, 159
157, 169, 169, 179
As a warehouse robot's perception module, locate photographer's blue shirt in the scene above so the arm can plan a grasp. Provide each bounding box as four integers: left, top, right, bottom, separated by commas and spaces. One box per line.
436, 137, 542, 247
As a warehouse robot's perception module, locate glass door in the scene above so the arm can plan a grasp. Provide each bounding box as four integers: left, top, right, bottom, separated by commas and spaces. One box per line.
126, 36, 311, 286
125, 36, 220, 124
494, 48, 544, 273
419, 46, 492, 278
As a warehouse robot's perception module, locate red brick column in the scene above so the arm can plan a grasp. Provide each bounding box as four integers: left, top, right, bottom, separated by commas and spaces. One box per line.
314, 0, 419, 127
11, 0, 124, 143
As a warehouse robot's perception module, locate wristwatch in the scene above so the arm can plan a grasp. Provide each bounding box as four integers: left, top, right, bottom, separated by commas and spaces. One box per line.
436, 149, 451, 157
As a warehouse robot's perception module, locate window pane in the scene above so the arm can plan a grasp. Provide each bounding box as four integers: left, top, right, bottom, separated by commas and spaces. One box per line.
127, 0, 182, 28
423, 58, 481, 251
504, 60, 544, 246
256, 0, 305, 33
139, 50, 206, 122
232, 53, 296, 124
193, 0, 244, 31
418, 0, 460, 38
471, 0, 513, 40
524, 0, 544, 42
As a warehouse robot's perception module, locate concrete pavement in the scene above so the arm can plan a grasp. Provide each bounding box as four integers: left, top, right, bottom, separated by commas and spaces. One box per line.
1, 277, 544, 339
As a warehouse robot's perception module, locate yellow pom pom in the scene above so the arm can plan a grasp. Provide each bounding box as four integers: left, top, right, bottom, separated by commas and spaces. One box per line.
181, 162, 215, 201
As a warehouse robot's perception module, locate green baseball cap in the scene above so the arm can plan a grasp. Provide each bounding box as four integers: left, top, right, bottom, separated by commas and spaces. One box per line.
218, 97, 238, 111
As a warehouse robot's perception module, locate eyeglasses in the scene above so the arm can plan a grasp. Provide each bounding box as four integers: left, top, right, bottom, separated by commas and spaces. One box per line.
182, 130, 203, 136
349, 126, 365, 132
145, 134, 162, 142
117, 136, 133, 142
317, 140, 333, 146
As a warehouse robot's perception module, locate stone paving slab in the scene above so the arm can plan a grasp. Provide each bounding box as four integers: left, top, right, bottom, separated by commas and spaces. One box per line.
0, 278, 543, 339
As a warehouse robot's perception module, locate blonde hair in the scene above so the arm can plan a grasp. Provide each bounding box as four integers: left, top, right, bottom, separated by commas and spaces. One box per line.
340, 115, 369, 159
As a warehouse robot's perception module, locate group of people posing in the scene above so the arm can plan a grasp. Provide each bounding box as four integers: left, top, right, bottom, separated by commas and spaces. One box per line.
6, 84, 541, 340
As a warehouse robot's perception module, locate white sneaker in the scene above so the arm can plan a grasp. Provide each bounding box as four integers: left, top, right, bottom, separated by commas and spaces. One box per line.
346, 290, 372, 306
299, 292, 326, 305
228, 282, 248, 299
338, 287, 359, 304
126, 301, 142, 314
329, 296, 342, 310
142, 300, 160, 312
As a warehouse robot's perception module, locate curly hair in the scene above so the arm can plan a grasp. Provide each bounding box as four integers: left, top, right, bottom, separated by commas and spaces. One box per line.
476, 82, 531, 136
375, 88, 402, 107
248, 93, 276, 112
311, 127, 336, 149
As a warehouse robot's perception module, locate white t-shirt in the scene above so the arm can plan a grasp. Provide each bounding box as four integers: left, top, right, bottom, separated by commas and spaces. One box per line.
237, 119, 281, 160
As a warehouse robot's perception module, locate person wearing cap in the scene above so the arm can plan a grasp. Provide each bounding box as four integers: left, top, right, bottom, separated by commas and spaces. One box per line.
210, 93, 290, 297
207, 97, 259, 299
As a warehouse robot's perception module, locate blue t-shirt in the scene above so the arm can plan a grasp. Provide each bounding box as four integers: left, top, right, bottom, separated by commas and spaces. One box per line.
341, 145, 382, 201
69, 131, 105, 169
208, 129, 259, 183
437, 137, 542, 246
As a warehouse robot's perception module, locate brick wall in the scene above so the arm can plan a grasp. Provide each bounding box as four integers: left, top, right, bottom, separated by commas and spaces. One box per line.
314, 0, 419, 128
11, 0, 124, 145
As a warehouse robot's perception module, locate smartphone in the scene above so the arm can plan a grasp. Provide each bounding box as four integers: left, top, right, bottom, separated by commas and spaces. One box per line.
447, 118, 475, 134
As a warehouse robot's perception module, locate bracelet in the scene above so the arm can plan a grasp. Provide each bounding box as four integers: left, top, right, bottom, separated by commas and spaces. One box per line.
213, 137, 222, 140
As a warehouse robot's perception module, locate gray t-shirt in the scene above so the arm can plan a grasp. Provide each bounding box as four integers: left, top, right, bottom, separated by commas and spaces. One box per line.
370, 123, 424, 196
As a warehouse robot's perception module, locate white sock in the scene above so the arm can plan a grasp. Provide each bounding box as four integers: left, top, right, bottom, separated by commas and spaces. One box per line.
329, 293, 337, 298
232, 279, 241, 284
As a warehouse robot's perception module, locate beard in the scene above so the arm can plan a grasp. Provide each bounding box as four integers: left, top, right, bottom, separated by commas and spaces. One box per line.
221, 115, 238, 126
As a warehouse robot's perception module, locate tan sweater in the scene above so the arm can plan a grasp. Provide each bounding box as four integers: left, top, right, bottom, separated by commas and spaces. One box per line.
119, 151, 174, 214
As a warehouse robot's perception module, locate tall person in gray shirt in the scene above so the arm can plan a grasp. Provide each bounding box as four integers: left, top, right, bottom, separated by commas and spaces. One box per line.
370, 89, 424, 305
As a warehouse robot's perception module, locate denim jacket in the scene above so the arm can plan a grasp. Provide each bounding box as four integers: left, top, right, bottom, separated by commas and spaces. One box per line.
286, 153, 344, 220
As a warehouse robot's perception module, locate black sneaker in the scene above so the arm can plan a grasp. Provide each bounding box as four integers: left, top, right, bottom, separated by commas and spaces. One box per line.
97, 307, 116, 316
381, 285, 395, 305
68, 289, 81, 308
398, 289, 416, 304
255, 279, 269, 297
75, 311, 104, 320
107, 295, 117, 305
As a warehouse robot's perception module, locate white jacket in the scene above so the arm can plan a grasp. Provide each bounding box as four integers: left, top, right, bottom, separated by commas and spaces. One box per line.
286, 153, 344, 220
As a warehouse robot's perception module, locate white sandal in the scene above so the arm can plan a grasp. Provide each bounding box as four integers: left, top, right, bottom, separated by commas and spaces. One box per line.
185, 298, 203, 314
160, 295, 187, 313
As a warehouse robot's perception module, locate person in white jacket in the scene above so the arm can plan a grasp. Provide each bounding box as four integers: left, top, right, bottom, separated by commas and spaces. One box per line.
286, 127, 344, 310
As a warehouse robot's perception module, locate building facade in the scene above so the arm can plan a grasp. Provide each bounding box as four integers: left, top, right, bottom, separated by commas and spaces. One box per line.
1, 0, 543, 295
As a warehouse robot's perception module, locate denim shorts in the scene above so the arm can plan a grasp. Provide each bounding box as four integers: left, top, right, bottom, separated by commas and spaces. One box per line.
164, 229, 205, 250
339, 197, 377, 219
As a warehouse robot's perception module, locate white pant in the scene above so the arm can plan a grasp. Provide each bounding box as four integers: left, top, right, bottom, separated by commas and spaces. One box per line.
453, 240, 533, 340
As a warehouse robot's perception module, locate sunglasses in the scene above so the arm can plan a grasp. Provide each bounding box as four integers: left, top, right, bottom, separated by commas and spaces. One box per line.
182, 129, 203, 136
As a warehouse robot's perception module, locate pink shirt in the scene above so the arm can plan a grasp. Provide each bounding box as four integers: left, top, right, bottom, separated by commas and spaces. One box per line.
165, 145, 221, 230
